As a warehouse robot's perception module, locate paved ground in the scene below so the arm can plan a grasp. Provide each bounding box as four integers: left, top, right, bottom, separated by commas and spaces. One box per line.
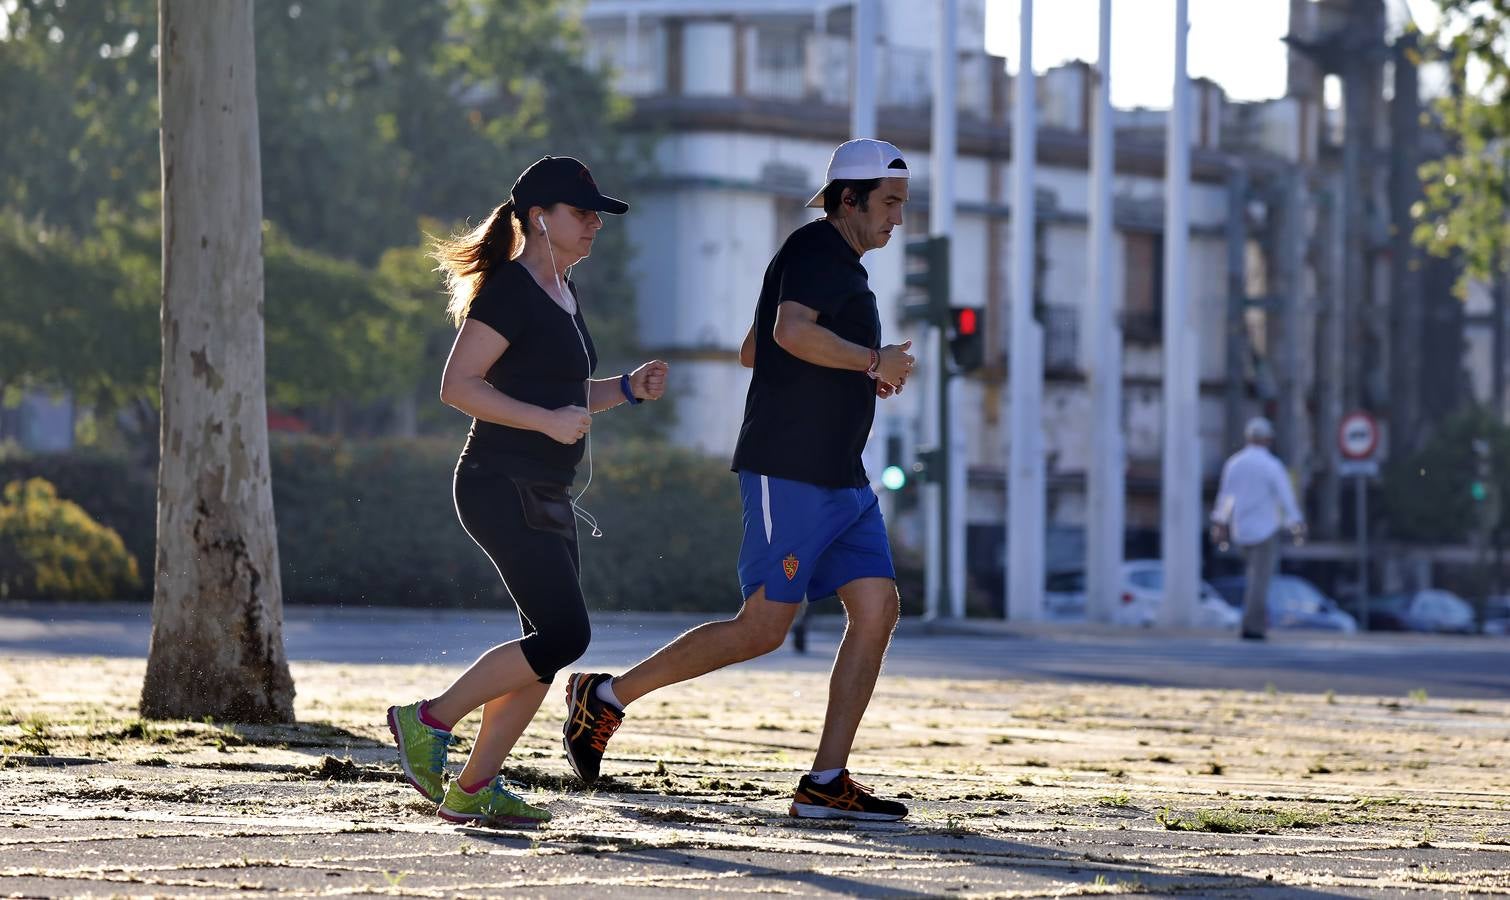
5, 602, 1510, 698
2, 605, 1509, 897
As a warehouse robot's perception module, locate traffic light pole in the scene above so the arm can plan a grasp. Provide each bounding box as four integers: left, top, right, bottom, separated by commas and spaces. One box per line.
936, 322, 953, 621
1355, 473, 1369, 631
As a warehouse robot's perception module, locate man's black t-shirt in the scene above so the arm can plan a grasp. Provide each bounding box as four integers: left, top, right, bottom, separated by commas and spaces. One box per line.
460, 260, 598, 485
732, 220, 879, 488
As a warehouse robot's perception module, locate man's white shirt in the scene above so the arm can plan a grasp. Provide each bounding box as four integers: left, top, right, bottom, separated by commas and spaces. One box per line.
1212, 445, 1304, 546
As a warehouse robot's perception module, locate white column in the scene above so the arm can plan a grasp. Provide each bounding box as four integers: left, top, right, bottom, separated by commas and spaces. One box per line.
932, 0, 965, 619
1086, 0, 1124, 623
1160, 0, 1199, 627
1007, 0, 1044, 623
851, 0, 877, 138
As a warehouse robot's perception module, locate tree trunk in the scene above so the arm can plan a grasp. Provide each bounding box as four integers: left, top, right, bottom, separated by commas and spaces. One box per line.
142, 0, 294, 723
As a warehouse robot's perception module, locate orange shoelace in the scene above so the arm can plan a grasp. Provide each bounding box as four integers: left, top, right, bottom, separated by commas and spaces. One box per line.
589, 707, 621, 752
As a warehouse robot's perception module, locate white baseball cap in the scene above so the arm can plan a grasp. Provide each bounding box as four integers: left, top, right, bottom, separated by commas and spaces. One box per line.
805, 139, 911, 208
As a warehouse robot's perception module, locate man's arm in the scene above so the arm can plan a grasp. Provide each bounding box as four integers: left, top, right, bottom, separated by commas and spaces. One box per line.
772, 301, 912, 385
1272, 458, 1304, 529
1211, 459, 1235, 525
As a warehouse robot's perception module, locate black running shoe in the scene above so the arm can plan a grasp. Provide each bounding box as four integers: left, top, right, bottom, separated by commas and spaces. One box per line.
563, 672, 622, 785
789, 770, 908, 821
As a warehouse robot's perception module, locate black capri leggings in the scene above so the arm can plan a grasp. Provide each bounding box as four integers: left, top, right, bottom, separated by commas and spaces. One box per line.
454, 459, 591, 683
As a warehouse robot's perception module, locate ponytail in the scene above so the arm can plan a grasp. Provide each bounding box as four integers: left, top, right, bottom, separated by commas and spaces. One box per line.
430, 201, 522, 327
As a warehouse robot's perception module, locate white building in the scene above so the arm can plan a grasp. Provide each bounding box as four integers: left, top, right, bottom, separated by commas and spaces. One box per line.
577, 0, 1481, 595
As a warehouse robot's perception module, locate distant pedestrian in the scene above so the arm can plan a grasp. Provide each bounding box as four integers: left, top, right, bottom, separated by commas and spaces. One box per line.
385, 156, 667, 826
1210, 417, 1306, 641
559, 139, 916, 821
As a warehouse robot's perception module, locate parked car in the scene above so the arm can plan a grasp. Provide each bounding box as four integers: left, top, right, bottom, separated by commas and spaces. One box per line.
1342, 593, 1413, 631
1044, 560, 1241, 630
1479, 596, 1510, 636
1346, 589, 1477, 633
1208, 574, 1358, 633
1402, 589, 1475, 634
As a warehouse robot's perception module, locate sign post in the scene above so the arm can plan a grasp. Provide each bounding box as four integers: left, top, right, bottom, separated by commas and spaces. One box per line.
1338, 411, 1380, 630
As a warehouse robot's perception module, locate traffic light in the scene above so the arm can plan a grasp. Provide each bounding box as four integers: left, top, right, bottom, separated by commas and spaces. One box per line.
880, 435, 907, 491
1472, 438, 1491, 503
948, 306, 984, 372
901, 235, 950, 327
912, 446, 942, 483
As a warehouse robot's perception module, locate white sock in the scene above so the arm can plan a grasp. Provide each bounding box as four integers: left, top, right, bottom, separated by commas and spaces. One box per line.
596, 678, 624, 710
808, 767, 844, 785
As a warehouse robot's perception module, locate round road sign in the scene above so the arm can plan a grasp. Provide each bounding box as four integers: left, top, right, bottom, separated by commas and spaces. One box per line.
1338, 411, 1379, 460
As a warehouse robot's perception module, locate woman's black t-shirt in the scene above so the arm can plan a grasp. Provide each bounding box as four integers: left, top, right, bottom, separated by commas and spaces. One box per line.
459, 260, 598, 484
731, 220, 879, 488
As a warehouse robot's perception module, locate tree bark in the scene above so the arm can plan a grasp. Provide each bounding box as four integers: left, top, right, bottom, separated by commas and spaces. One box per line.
142, 0, 294, 723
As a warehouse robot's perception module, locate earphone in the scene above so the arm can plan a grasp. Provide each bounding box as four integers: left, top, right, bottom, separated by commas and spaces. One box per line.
536, 211, 602, 538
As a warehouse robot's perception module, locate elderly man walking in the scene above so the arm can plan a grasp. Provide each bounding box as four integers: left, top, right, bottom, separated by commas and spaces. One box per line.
1211, 418, 1306, 641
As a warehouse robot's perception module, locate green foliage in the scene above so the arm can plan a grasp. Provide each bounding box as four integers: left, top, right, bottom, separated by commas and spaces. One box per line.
1381, 407, 1510, 542
0, 211, 159, 411
269, 435, 743, 610
0, 211, 467, 435
268, 437, 496, 605
0, 449, 155, 597
1, 0, 647, 264
0, 437, 745, 609
575, 438, 743, 611
1412, 2, 1510, 293
0, 477, 141, 600
262, 225, 430, 411
1, 0, 656, 439
0, 0, 160, 230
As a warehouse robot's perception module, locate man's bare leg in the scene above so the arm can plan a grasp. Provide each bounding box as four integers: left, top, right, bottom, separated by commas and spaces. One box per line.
609, 587, 800, 706
811, 577, 899, 771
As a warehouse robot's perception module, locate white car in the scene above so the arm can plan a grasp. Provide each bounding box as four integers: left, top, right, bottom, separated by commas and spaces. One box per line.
1044, 560, 1241, 630
1403, 589, 1476, 634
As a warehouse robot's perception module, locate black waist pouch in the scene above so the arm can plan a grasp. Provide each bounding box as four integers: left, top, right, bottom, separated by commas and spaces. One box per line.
510, 477, 577, 539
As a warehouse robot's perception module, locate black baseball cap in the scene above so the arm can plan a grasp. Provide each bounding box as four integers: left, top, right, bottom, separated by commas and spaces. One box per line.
509, 156, 629, 215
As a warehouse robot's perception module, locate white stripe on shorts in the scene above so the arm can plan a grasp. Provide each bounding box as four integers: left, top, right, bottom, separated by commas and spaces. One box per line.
760, 475, 773, 542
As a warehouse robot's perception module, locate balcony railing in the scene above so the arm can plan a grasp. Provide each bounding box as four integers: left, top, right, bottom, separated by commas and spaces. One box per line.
586, 18, 995, 118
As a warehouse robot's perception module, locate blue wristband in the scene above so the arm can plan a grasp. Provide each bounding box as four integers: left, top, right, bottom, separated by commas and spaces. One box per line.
619, 372, 642, 405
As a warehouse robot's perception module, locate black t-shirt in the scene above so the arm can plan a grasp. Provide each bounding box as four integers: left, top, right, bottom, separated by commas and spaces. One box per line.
460, 260, 598, 484
731, 220, 879, 488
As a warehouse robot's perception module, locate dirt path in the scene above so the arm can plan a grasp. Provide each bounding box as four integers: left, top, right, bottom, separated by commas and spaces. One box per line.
3, 656, 1508, 897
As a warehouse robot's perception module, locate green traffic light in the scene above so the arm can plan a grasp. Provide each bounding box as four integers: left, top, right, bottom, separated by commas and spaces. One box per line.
881, 465, 907, 491
1471, 481, 1488, 501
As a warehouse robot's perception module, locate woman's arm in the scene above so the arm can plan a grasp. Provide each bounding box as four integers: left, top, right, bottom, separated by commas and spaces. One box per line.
739, 324, 755, 368
440, 320, 589, 445
586, 360, 670, 413
586, 377, 629, 413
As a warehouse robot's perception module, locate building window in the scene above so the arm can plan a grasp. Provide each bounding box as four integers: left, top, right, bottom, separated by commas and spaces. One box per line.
748, 25, 805, 99
1122, 231, 1163, 343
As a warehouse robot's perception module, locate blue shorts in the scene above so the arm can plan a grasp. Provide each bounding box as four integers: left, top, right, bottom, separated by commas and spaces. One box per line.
736, 471, 897, 603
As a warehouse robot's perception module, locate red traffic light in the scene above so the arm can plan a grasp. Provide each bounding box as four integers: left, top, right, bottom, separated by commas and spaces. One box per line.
952, 307, 978, 336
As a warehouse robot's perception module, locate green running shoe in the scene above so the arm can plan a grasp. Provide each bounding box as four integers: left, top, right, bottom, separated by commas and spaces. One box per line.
386, 701, 453, 803
438, 777, 552, 826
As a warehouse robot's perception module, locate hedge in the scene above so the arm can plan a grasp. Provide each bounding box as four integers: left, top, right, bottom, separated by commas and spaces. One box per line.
0, 437, 749, 611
